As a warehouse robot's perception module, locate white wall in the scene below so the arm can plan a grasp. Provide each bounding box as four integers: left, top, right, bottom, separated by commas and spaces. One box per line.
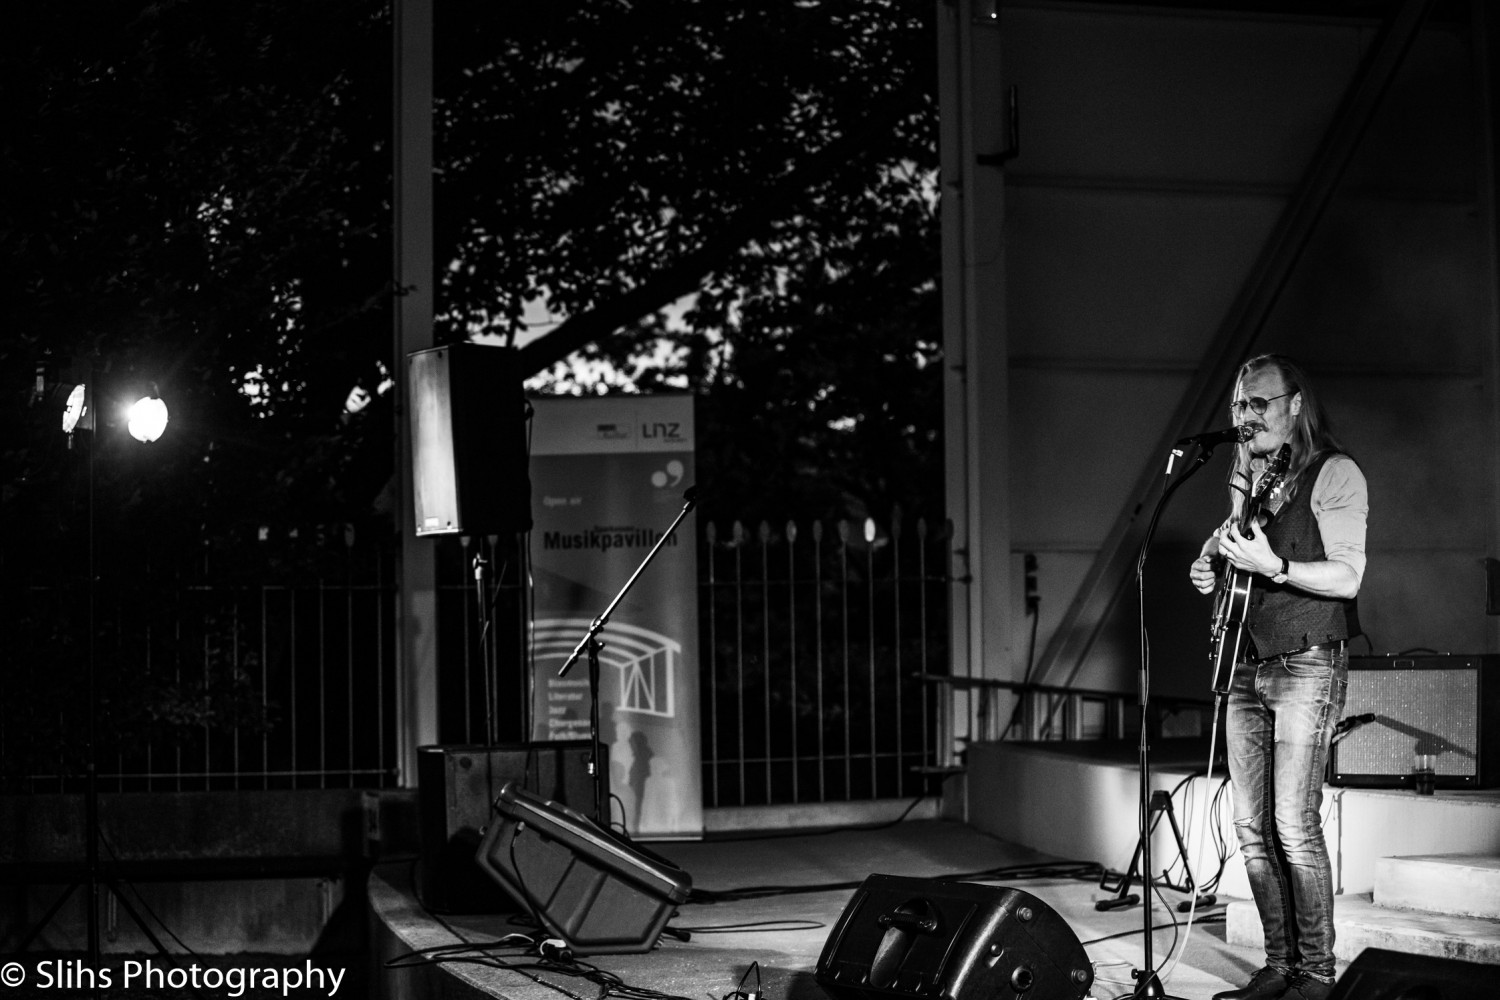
954, 2, 1497, 699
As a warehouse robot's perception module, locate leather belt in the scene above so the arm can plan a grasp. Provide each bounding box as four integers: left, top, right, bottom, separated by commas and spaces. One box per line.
1252, 640, 1346, 663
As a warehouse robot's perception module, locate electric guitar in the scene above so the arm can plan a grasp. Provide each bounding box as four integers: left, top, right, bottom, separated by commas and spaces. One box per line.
1208, 443, 1291, 694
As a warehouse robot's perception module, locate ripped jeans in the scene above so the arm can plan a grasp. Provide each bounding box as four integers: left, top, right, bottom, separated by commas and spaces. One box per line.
1226, 646, 1348, 984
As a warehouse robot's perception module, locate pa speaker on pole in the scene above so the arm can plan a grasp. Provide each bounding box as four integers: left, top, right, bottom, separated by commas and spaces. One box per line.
407, 342, 532, 537
816, 874, 1093, 1000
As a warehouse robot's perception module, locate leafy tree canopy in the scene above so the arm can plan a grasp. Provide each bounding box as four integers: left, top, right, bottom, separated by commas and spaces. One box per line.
3, 0, 944, 572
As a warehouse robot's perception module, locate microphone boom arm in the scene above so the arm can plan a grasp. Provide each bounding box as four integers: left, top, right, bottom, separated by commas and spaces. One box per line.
557, 486, 699, 678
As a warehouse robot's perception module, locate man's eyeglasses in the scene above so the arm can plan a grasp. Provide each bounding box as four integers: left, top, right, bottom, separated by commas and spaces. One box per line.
1229, 391, 1293, 418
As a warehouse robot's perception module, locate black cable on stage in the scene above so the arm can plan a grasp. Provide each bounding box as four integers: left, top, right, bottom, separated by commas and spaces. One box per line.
672, 918, 827, 934
380, 840, 710, 1000
689, 858, 1106, 904
1148, 879, 1182, 966
1079, 911, 1224, 947
721, 961, 762, 1000
382, 912, 587, 1000
1154, 770, 1225, 893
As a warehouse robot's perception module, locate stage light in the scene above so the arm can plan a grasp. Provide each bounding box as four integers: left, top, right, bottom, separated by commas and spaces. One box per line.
127, 392, 169, 443
62, 384, 88, 434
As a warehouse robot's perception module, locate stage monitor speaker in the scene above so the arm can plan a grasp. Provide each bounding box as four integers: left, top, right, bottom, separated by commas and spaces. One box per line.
815, 874, 1093, 1000
408, 342, 531, 537
1330, 655, 1499, 789
1329, 947, 1492, 999
416, 742, 598, 913
475, 781, 692, 955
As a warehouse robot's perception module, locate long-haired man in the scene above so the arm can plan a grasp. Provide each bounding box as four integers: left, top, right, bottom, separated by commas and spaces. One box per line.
1189, 354, 1368, 1000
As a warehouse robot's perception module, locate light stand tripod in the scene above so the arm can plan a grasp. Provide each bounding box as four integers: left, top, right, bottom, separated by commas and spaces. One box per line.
18, 373, 175, 995
556, 486, 698, 828
1116, 435, 1230, 1000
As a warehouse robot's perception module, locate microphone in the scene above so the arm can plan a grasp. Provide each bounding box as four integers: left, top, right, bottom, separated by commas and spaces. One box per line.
1330, 712, 1377, 746
1334, 712, 1377, 736
1176, 425, 1254, 447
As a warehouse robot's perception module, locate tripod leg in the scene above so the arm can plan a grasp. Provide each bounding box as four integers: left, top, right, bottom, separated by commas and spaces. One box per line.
1163, 803, 1195, 894
1096, 827, 1149, 910
1161, 796, 1218, 907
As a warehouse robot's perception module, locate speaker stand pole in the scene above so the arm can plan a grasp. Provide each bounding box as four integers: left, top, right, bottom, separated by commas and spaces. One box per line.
585, 635, 605, 823
1126, 442, 1220, 1000
557, 486, 699, 831
467, 537, 499, 747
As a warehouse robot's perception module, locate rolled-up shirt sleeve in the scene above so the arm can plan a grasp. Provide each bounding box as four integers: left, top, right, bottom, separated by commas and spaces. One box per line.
1313, 455, 1368, 587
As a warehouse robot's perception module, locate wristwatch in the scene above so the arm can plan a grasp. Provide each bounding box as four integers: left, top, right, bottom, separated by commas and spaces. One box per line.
1271, 556, 1290, 585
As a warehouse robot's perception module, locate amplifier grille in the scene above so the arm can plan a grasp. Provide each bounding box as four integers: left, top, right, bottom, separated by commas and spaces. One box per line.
1337, 669, 1478, 777
1330, 655, 1498, 789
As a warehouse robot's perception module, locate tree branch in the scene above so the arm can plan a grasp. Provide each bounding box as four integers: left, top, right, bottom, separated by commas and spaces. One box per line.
516, 83, 928, 377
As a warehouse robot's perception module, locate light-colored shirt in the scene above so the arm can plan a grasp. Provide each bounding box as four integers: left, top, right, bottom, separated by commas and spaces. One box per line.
1306, 454, 1368, 586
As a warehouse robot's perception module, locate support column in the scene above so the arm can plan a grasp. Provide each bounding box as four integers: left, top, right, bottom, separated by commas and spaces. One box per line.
394, 0, 438, 786
938, 0, 1012, 759
1475, 0, 1500, 650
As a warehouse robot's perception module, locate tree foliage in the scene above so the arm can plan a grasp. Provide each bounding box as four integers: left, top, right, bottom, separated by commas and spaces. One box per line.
4, 0, 942, 556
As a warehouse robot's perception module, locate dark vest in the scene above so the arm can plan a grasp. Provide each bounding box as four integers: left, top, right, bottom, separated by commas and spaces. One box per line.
1246, 452, 1362, 658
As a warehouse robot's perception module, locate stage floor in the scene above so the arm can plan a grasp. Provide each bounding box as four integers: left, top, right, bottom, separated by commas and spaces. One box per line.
370, 816, 1278, 1000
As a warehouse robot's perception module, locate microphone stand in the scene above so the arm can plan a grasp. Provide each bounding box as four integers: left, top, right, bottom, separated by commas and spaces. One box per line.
1125, 439, 1223, 1000
556, 486, 699, 828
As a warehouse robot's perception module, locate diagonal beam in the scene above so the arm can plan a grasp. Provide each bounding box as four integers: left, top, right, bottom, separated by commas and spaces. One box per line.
1031, 0, 1434, 689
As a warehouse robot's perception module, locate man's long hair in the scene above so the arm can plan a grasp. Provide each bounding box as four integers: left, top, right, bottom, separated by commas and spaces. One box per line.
1228, 354, 1349, 517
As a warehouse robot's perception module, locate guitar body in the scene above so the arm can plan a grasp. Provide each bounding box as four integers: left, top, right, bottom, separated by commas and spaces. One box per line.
1208, 567, 1256, 693
1208, 444, 1291, 694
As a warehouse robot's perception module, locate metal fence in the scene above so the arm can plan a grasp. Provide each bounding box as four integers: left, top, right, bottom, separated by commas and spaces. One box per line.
698, 515, 949, 807
4, 540, 401, 793
5, 514, 952, 804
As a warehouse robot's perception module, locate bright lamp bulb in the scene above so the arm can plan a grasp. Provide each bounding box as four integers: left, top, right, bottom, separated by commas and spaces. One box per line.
127, 395, 169, 442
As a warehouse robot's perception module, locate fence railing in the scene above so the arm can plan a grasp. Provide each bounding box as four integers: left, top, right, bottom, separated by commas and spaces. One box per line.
4, 542, 401, 793
4, 513, 955, 803
698, 515, 949, 807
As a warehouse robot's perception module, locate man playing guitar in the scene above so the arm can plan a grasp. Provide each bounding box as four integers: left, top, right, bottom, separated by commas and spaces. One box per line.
1188, 354, 1368, 1000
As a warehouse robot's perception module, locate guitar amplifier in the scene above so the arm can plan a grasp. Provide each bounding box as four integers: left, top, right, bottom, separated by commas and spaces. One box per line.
1330, 655, 1500, 790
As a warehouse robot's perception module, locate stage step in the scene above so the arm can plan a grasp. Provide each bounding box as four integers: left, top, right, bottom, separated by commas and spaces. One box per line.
1218, 810, 1500, 969
1227, 891, 1500, 966
1228, 854, 1500, 965
1374, 853, 1500, 920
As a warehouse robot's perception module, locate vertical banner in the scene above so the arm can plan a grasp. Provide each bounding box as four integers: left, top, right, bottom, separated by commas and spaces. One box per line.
528, 396, 702, 839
